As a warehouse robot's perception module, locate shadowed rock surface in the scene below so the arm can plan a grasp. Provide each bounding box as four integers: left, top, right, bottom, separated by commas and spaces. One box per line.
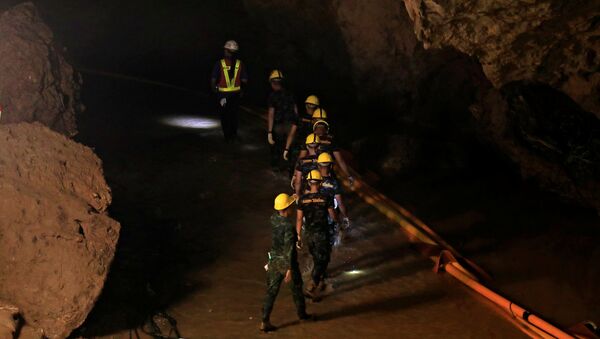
0, 123, 120, 338
0, 2, 81, 136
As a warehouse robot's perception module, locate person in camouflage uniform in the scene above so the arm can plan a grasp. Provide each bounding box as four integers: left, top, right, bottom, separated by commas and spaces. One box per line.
261, 193, 313, 332
296, 170, 338, 301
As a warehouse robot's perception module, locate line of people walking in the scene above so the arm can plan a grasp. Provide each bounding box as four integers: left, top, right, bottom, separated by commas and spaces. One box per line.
261, 69, 355, 332
210, 40, 354, 332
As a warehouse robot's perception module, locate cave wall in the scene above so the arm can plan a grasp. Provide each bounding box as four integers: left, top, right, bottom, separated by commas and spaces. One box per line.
243, 0, 600, 210
405, 0, 600, 117
0, 2, 82, 136
0, 3, 119, 338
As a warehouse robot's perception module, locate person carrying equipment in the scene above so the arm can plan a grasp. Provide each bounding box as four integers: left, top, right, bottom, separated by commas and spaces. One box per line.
317, 152, 350, 245
296, 170, 338, 301
293, 133, 320, 196
210, 40, 248, 142
284, 95, 320, 164
266, 70, 298, 173
261, 193, 314, 332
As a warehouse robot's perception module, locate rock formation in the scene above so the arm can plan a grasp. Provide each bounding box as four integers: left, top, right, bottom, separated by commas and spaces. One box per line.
0, 2, 82, 136
0, 123, 120, 338
0, 3, 118, 338
243, 0, 600, 210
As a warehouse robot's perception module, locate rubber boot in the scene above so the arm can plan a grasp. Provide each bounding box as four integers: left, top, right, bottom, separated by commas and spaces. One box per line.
299, 313, 316, 323
260, 321, 277, 332
304, 281, 322, 302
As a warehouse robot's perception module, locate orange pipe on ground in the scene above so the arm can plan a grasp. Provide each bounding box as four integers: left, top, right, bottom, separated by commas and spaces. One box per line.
445, 262, 574, 339
340, 174, 578, 338
241, 104, 583, 339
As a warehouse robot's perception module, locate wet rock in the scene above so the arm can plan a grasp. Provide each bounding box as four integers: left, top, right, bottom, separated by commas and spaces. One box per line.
0, 2, 82, 136
0, 123, 120, 338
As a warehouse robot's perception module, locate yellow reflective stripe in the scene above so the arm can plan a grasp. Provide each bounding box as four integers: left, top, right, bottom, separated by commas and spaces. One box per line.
219, 59, 241, 92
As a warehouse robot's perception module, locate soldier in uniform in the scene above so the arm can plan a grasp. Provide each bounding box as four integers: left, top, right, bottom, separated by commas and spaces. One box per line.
293, 133, 321, 197
296, 170, 338, 301
317, 152, 350, 245
261, 193, 314, 332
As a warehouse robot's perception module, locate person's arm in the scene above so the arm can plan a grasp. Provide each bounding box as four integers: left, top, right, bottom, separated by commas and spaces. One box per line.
296, 209, 304, 248
298, 149, 307, 158
294, 169, 302, 196
267, 107, 275, 145
240, 61, 249, 84
283, 220, 295, 275
210, 61, 221, 93
328, 207, 338, 224
284, 124, 298, 158
335, 194, 348, 220
333, 150, 353, 184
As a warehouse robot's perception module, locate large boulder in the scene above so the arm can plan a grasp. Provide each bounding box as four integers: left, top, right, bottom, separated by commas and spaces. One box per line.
0, 2, 82, 136
0, 123, 120, 338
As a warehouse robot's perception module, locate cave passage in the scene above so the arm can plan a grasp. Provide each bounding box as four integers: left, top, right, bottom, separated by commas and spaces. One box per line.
1, 0, 598, 338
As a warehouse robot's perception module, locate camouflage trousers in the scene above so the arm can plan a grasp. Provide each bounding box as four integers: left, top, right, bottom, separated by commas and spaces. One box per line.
305, 229, 332, 285
262, 259, 306, 322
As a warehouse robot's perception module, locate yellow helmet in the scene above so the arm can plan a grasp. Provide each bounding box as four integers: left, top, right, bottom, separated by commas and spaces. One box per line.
313, 119, 329, 131
305, 95, 320, 106
269, 69, 284, 81
317, 152, 333, 164
274, 193, 296, 210
307, 169, 323, 181
305, 133, 320, 145
312, 108, 327, 120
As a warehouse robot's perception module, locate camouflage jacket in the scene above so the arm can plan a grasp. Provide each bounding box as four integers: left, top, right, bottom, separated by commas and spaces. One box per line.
268, 213, 297, 273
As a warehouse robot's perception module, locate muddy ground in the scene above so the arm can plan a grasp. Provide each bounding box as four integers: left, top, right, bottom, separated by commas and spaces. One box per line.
69, 75, 536, 338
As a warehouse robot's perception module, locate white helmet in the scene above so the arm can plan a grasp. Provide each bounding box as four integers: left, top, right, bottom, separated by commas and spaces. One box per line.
224, 40, 239, 52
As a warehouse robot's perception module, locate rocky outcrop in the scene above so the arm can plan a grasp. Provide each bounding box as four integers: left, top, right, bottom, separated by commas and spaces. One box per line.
244, 0, 600, 210
0, 123, 120, 338
404, 0, 600, 117
0, 2, 82, 136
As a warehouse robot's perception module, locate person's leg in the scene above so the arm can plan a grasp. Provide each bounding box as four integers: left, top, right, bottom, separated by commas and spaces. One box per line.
229, 94, 240, 139
262, 269, 285, 324
289, 261, 307, 318
306, 232, 320, 287
218, 98, 229, 140
312, 231, 332, 286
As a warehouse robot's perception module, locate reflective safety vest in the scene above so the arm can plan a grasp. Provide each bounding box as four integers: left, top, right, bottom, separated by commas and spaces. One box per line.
218, 59, 241, 93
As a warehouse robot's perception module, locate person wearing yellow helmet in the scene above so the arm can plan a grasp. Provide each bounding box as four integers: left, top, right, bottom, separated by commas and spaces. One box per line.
311, 108, 327, 123
283, 95, 320, 168
210, 40, 248, 142
317, 153, 350, 245
267, 69, 298, 174
261, 193, 314, 332
293, 133, 321, 196
296, 170, 337, 301
299, 119, 354, 185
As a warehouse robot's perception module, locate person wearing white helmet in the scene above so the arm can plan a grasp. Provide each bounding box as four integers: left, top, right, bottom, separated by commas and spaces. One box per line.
266, 69, 298, 175
210, 40, 248, 142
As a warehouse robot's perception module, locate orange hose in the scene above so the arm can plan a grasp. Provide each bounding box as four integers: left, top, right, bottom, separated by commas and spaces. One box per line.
242, 104, 582, 339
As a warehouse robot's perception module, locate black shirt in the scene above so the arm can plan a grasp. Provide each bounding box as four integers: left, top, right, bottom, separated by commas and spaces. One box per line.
320, 175, 343, 199
268, 90, 297, 124
298, 192, 334, 231
295, 155, 318, 177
